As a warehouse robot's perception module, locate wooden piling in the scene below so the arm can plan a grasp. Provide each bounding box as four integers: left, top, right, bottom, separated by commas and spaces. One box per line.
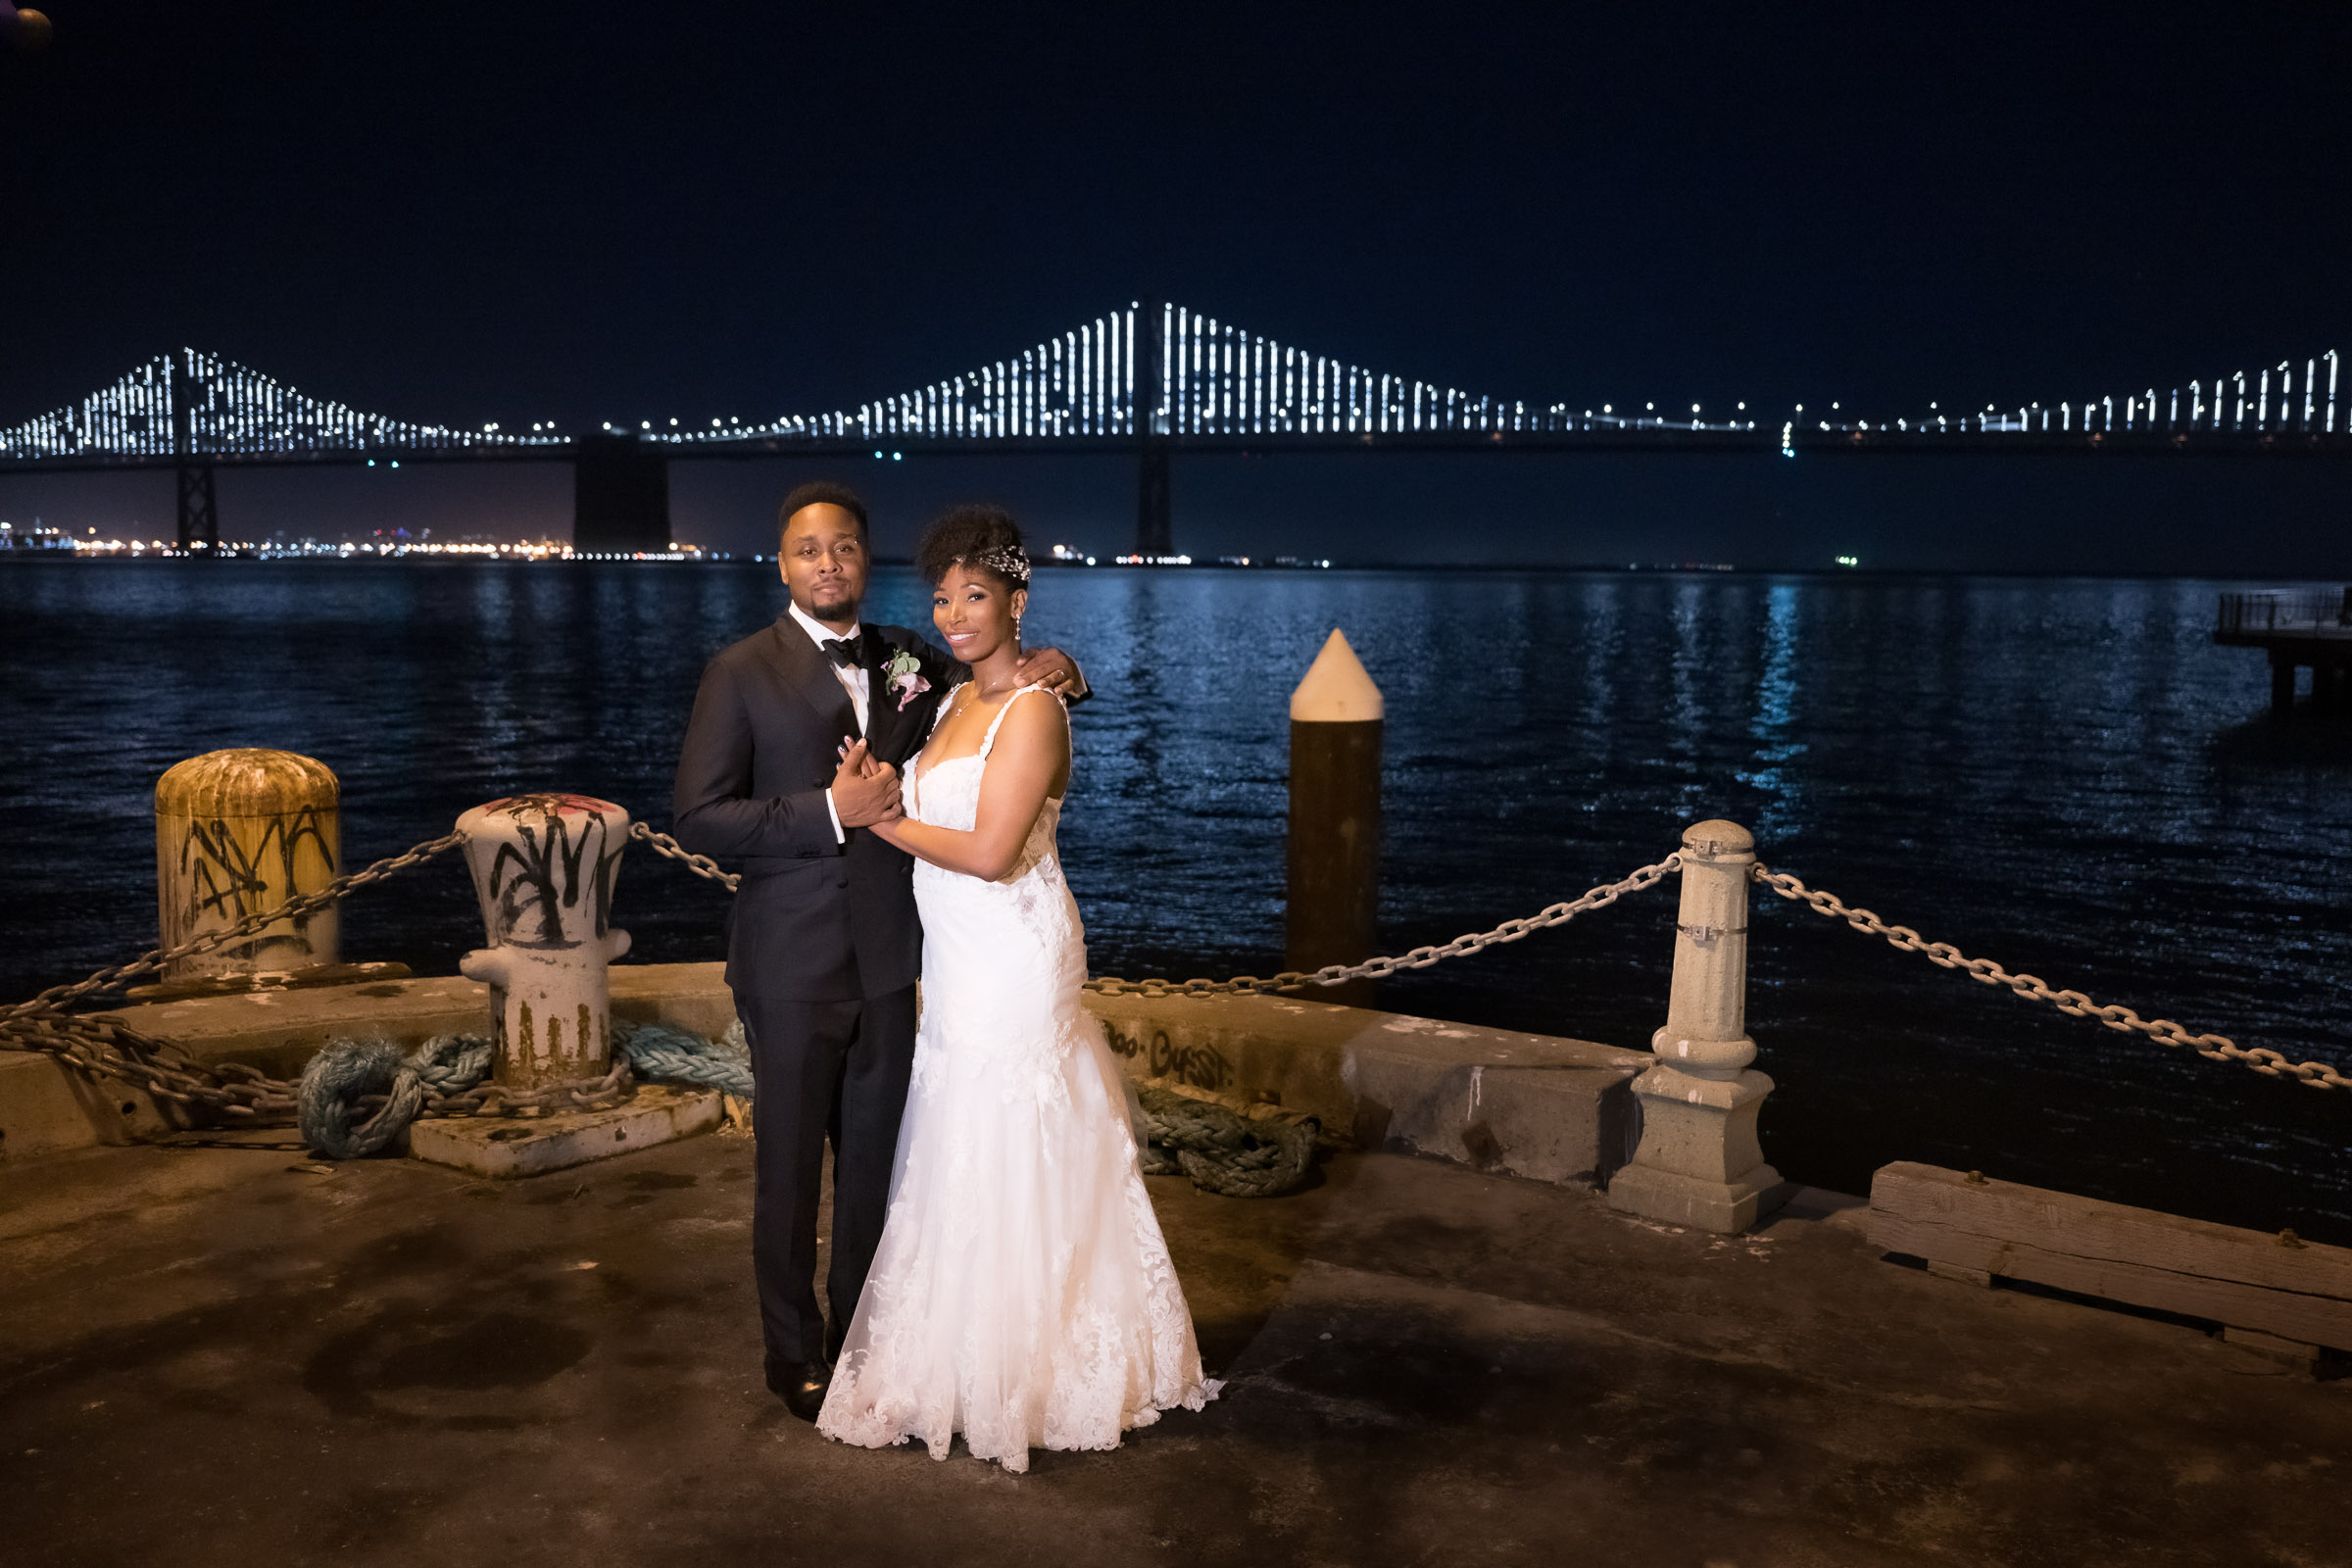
1287, 631, 1383, 998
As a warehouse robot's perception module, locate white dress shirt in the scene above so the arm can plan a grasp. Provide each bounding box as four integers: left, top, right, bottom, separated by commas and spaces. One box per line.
787, 600, 869, 843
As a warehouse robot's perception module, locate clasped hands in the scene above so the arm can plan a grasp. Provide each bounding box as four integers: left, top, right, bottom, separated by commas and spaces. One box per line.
833, 738, 904, 827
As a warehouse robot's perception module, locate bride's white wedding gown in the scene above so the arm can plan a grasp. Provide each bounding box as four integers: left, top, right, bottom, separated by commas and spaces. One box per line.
815, 684, 1218, 1471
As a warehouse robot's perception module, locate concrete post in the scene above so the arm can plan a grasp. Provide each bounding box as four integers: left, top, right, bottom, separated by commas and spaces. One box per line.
1607, 819, 1788, 1234
1288, 631, 1383, 997
456, 795, 632, 1089
154, 749, 341, 979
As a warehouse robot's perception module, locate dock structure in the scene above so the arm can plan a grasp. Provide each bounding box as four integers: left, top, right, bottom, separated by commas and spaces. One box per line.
2216, 587, 2352, 711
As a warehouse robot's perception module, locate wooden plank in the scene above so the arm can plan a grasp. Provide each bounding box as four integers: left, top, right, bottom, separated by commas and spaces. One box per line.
1867, 1161, 2352, 1352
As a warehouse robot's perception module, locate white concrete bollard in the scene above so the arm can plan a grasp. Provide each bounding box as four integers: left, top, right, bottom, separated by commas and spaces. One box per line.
456, 795, 632, 1090
154, 749, 341, 980
1606, 819, 1788, 1234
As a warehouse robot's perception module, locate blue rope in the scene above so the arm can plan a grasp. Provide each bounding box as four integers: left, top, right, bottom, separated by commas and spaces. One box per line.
297, 1034, 488, 1159
614, 1018, 755, 1099
297, 1020, 750, 1158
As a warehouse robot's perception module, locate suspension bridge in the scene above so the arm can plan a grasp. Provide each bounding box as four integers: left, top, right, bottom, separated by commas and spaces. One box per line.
3, 303, 2345, 555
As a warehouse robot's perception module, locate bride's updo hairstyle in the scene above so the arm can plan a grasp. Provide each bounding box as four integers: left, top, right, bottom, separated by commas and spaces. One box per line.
915, 505, 1032, 591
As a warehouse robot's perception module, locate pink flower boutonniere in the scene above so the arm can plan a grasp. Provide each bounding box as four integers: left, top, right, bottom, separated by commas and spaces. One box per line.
884, 649, 931, 710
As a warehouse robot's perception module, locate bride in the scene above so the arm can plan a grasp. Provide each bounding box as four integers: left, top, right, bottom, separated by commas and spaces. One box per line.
815, 506, 1219, 1471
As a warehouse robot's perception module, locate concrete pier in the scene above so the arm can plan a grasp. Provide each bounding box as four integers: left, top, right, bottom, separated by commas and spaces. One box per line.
4, 1134, 2344, 1567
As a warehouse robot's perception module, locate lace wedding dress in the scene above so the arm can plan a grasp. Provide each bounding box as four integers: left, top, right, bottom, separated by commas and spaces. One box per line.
815, 684, 1219, 1472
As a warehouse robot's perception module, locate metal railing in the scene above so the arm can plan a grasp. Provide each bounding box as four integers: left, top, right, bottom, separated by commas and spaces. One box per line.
2216, 588, 2352, 637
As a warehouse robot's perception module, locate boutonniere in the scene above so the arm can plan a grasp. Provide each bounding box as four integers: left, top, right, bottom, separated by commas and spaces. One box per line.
883, 648, 931, 710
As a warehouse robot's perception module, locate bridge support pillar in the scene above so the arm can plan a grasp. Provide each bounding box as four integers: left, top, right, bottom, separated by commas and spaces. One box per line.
1137, 443, 1172, 559
573, 434, 671, 555
174, 463, 219, 554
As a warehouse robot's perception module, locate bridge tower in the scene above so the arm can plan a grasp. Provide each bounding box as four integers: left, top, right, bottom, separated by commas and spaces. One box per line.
573, 433, 671, 554
1136, 300, 1173, 558
171, 353, 220, 554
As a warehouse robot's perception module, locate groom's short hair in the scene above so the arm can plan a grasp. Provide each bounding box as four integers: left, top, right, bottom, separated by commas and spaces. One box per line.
778, 481, 870, 545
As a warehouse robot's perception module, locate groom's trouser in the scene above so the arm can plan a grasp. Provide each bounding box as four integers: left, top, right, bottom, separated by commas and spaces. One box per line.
734, 985, 919, 1366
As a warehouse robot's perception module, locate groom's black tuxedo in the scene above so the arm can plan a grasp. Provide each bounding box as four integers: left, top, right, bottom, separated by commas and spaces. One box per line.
672, 616, 955, 1001
671, 613, 960, 1368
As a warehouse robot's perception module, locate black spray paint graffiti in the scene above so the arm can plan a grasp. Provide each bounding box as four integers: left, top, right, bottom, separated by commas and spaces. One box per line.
174, 807, 338, 949
479, 797, 624, 949
1104, 1027, 1234, 1093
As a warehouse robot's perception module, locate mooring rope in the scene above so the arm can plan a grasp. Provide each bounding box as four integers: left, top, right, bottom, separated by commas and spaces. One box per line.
293, 1020, 755, 1157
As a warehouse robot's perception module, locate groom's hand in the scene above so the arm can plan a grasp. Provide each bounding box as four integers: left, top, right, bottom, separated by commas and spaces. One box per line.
1013, 646, 1084, 697
831, 739, 902, 827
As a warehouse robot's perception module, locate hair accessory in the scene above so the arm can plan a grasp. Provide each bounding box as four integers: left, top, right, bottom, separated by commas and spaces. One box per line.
963, 543, 1031, 586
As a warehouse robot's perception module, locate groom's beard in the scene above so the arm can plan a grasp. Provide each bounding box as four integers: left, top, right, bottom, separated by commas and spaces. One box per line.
808, 585, 861, 623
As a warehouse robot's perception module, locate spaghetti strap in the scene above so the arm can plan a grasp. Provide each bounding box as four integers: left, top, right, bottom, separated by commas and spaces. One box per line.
976, 683, 1063, 760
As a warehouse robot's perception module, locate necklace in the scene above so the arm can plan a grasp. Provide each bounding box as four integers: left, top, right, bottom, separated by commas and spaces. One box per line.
973, 661, 1024, 700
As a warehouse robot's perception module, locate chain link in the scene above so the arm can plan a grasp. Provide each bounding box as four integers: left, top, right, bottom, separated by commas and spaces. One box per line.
0, 830, 466, 1028
1082, 855, 1682, 998
1750, 862, 2351, 1093
629, 821, 742, 891
29, 808, 2333, 1131
628, 824, 1680, 998
0, 829, 638, 1125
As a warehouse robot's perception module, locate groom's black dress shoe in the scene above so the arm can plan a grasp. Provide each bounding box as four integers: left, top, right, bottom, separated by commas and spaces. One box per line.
765, 1356, 832, 1422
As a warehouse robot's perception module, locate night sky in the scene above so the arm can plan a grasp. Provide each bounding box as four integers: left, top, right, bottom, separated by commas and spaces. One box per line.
5, 2, 2351, 570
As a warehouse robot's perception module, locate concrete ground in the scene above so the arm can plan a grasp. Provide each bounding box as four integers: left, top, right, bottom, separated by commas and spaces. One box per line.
2, 1133, 2345, 1568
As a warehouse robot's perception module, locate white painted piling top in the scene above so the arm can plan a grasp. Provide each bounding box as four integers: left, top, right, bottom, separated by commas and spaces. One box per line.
1291, 629, 1384, 722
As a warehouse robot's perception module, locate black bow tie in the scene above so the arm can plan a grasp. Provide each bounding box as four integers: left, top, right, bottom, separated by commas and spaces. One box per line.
821, 632, 866, 670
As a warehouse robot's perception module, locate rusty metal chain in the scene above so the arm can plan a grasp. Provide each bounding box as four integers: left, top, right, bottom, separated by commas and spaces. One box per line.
367, 1056, 637, 1120
0, 830, 466, 1028
628, 824, 1681, 998
1750, 863, 2352, 1093
4, 1009, 300, 1118
629, 821, 742, 891
0, 827, 636, 1128
1083, 855, 1683, 998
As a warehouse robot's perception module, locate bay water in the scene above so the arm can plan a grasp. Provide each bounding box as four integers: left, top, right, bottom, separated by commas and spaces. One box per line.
3, 559, 2345, 1242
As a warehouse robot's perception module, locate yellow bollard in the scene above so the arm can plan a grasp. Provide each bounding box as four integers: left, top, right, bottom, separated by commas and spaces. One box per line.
153, 749, 341, 980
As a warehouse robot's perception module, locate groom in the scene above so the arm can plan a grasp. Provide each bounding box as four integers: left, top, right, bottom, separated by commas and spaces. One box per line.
669, 481, 1084, 1420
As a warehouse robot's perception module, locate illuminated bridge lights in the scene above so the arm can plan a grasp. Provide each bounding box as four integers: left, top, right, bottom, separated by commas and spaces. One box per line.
3, 318, 2343, 467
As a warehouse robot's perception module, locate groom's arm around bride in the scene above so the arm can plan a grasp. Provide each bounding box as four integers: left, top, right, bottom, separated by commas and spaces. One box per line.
662, 481, 1086, 1420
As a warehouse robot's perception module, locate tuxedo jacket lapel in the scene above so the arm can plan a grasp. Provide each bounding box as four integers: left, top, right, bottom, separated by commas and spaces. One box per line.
759, 618, 858, 742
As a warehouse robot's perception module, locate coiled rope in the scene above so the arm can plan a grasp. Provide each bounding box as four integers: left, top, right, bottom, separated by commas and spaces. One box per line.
296, 1020, 754, 1158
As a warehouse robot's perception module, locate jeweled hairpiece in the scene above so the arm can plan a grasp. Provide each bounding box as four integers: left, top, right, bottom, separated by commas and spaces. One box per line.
962, 543, 1031, 586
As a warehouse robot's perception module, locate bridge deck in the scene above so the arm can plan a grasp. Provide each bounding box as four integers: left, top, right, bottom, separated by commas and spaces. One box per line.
10, 426, 2352, 474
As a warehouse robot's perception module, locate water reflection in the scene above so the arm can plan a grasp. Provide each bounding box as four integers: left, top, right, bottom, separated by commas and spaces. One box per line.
1, 561, 2346, 1242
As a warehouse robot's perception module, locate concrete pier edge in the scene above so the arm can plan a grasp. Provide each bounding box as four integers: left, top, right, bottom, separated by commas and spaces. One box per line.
2, 962, 1653, 1190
